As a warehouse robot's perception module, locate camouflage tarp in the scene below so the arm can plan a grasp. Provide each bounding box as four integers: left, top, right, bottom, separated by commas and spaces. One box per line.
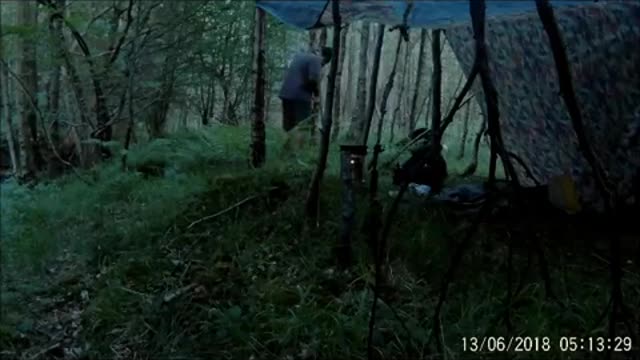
446, 1, 640, 209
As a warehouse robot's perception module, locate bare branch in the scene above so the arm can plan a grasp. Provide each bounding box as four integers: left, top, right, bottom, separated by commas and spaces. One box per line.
108, 0, 134, 66
1, 59, 92, 184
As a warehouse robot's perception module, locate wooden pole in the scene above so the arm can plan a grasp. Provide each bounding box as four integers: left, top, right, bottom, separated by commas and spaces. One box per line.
304, 0, 342, 220
534, 0, 631, 349
469, 0, 519, 186
331, 25, 348, 142
430, 29, 442, 152
0, 6, 20, 175
361, 24, 386, 147
534, 0, 612, 205
457, 102, 472, 160
250, 6, 267, 168
17, 0, 41, 180
338, 146, 356, 268
409, 29, 428, 132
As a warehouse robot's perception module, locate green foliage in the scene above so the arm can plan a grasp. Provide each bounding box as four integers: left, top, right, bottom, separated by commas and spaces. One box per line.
1, 126, 637, 359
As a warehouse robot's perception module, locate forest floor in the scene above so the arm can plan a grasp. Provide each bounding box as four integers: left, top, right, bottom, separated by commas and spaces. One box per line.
1, 125, 639, 360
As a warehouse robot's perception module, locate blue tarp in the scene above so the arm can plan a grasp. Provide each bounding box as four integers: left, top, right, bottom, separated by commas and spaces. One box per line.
256, 0, 591, 30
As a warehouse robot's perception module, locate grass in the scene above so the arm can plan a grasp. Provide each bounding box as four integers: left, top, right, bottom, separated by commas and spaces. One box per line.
1, 124, 637, 359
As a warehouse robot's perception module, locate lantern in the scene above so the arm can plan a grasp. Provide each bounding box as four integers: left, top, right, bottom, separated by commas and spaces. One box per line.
340, 144, 367, 185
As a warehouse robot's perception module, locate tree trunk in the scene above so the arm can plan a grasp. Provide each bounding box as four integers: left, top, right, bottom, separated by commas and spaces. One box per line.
409, 29, 428, 132
148, 91, 172, 137
309, 30, 317, 50
207, 78, 216, 125
346, 22, 370, 142
197, 54, 216, 126
305, 0, 342, 220
331, 25, 348, 142
46, 1, 65, 176
401, 40, 414, 124
430, 29, 442, 150
122, 55, 136, 171
44, 2, 113, 158
343, 30, 355, 121
17, 0, 42, 181
59, 83, 85, 166
0, 6, 19, 175
147, 58, 176, 138
181, 107, 189, 129
319, 28, 328, 49
220, 84, 230, 123
316, 27, 328, 139
457, 102, 471, 160
40, 1, 109, 162
51, 20, 92, 130
423, 82, 433, 129
361, 24, 385, 146
376, 35, 404, 144
461, 118, 487, 177
390, 42, 410, 143
1, 72, 19, 176
250, 7, 267, 168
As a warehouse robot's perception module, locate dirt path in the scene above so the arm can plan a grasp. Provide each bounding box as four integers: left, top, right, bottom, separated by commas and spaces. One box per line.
2, 250, 93, 360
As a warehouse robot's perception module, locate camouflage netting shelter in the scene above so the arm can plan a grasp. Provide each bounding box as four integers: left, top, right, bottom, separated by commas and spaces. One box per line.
257, 0, 640, 211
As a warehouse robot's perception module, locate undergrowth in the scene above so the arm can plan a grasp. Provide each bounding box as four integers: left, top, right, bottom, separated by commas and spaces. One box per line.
1, 125, 637, 359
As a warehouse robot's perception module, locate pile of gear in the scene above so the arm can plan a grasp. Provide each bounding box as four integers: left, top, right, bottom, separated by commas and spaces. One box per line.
392, 128, 448, 194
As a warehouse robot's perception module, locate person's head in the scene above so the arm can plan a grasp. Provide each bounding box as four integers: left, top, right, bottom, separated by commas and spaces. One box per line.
321, 46, 333, 66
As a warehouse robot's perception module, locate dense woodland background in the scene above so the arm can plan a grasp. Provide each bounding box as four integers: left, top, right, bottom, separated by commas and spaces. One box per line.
0, 0, 486, 182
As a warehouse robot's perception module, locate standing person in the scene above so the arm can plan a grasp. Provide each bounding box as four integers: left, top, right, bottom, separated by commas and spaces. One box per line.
279, 47, 333, 150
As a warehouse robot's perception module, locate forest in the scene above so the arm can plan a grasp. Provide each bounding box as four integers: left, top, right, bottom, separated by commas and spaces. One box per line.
1, 0, 639, 359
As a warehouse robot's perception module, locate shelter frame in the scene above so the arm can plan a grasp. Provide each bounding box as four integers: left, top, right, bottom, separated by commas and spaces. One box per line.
253, 0, 636, 353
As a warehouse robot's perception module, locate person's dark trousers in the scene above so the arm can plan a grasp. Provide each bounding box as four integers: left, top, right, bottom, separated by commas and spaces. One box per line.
282, 98, 311, 132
